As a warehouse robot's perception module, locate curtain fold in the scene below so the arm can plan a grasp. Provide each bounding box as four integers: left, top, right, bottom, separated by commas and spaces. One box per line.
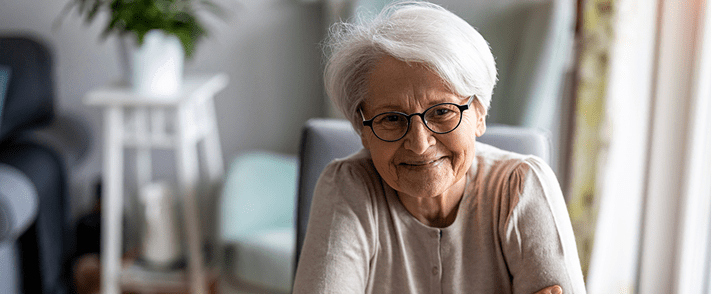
567, 0, 614, 279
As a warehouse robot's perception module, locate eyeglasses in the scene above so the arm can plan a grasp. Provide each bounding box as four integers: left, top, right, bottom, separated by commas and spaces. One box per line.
361, 95, 475, 142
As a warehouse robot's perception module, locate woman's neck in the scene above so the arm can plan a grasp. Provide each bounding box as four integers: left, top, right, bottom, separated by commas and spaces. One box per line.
397, 175, 467, 228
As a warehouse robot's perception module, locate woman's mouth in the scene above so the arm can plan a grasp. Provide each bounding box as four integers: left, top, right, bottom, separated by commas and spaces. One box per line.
399, 157, 445, 167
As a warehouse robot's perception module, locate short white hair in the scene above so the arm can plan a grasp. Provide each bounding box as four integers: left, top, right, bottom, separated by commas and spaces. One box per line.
324, 1, 498, 134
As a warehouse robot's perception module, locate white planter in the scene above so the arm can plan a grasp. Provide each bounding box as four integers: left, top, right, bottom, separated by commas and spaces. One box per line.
120, 30, 184, 97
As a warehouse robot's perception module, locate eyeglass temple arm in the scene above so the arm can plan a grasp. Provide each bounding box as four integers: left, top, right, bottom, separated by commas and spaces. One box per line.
360, 108, 372, 127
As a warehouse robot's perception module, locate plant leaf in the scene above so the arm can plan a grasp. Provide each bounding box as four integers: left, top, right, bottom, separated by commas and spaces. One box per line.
60, 0, 227, 59
77, 0, 89, 15
52, 1, 78, 31
86, 0, 105, 23
199, 0, 228, 20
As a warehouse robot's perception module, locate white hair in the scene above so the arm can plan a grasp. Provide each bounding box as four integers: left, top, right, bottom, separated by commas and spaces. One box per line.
324, 1, 498, 134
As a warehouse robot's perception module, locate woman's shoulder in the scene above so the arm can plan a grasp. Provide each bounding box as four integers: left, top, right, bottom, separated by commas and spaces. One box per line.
472, 142, 559, 201
321, 148, 379, 183
316, 149, 383, 210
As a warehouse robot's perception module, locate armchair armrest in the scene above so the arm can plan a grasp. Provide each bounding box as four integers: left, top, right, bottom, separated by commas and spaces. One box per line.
20, 114, 91, 169
0, 163, 38, 242
0, 163, 38, 294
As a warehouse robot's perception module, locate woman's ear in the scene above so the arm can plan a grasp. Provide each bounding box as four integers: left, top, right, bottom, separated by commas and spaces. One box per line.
360, 128, 371, 150
474, 100, 487, 137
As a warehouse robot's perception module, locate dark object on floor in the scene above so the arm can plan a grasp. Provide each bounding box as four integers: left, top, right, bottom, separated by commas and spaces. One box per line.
73, 254, 101, 294
75, 180, 102, 258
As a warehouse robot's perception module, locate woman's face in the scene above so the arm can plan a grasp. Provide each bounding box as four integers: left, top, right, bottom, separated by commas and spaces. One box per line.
360, 56, 486, 199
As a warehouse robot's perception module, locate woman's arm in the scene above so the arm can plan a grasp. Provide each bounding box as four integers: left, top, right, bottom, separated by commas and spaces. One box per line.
292, 161, 376, 294
500, 157, 586, 294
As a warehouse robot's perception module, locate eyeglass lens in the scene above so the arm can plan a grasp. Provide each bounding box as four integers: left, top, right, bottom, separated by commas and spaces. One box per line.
371, 103, 462, 141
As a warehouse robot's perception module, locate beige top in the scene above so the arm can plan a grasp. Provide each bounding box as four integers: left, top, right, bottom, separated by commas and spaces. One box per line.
293, 143, 586, 294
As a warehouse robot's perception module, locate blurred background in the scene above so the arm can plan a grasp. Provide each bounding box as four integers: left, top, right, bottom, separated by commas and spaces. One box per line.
1, 0, 710, 293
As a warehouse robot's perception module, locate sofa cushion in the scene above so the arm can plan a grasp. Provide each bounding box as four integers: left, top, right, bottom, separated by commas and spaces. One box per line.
227, 227, 295, 293
220, 151, 298, 293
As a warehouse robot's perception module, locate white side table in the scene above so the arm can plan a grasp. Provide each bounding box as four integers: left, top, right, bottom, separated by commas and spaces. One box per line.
85, 73, 228, 294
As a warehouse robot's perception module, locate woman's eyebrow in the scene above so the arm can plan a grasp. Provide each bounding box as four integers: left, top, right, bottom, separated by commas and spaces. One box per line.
372, 97, 460, 111
370, 104, 404, 112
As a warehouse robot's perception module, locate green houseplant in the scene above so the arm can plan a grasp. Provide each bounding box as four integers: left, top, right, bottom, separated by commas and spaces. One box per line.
64, 0, 223, 58
60, 0, 226, 96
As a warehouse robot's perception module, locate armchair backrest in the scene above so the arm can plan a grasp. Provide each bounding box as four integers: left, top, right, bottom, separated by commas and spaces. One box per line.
0, 36, 55, 141
294, 118, 552, 273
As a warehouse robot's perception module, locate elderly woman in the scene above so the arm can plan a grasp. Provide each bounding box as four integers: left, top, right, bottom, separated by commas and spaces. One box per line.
293, 2, 586, 293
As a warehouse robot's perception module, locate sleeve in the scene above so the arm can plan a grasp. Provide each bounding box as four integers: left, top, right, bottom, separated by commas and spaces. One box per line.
500, 157, 587, 294
292, 160, 377, 294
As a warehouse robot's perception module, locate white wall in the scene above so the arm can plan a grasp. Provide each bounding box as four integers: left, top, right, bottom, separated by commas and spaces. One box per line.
0, 0, 325, 216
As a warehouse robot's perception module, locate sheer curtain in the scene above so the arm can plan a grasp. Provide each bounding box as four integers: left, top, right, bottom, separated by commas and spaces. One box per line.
586, 0, 711, 293
675, 0, 711, 289
582, 0, 656, 291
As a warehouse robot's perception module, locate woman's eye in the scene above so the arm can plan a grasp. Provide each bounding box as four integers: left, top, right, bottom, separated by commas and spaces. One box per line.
431, 107, 456, 118
374, 114, 405, 125
385, 115, 402, 122
434, 108, 452, 116
427, 106, 459, 123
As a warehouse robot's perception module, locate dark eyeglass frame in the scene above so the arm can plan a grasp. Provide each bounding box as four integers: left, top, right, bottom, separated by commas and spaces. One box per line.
361, 95, 476, 142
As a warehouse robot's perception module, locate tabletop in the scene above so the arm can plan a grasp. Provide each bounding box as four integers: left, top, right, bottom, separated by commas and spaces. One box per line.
84, 73, 228, 107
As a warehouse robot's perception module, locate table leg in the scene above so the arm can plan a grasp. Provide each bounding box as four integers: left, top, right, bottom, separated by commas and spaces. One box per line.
176, 104, 207, 294
102, 107, 124, 294
198, 96, 224, 273
202, 97, 224, 184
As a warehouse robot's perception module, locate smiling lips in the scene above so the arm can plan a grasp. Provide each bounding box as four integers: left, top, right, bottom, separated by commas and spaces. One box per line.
399, 157, 445, 167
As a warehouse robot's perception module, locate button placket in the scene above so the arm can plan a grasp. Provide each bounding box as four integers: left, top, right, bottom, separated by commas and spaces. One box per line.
432, 229, 443, 294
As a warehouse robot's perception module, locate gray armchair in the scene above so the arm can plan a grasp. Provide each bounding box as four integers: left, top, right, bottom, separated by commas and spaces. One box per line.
294, 118, 552, 274
0, 35, 91, 294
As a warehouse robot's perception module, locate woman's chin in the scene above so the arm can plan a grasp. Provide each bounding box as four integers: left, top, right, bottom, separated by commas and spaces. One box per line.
393, 165, 454, 198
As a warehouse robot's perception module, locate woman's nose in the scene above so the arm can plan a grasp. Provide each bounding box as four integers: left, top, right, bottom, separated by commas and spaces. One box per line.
403, 116, 436, 154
